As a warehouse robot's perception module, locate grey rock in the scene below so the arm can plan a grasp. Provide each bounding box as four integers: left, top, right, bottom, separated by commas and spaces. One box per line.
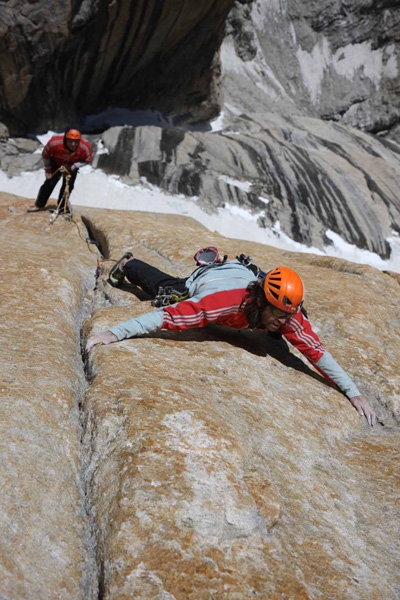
0, 138, 42, 177
0, 122, 10, 140
223, 0, 400, 138
0, 153, 43, 178
98, 118, 400, 258
8, 138, 41, 153
2, 0, 400, 140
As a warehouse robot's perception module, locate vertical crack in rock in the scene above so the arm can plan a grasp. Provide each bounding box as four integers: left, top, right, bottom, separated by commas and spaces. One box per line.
76, 222, 109, 599
81, 216, 110, 262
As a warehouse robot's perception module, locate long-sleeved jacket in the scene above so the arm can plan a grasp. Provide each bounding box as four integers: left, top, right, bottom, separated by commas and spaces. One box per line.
42, 135, 92, 173
109, 260, 360, 398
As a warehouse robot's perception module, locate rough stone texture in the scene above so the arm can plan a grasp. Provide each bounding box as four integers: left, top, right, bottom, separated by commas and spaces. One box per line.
0, 137, 42, 178
0, 0, 234, 135
223, 0, 400, 139
0, 121, 9, 140
2, 193, 400, 599
96, 117, 400, 258
0, 194, 98, 599
81, 208, 400, 599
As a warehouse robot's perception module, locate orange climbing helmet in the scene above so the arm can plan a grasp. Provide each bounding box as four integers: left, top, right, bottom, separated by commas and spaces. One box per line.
64, 128, 81, 140
263, 266, 304, 314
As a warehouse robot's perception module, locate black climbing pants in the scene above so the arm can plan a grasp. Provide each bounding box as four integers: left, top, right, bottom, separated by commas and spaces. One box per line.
36, 162, 77, 210
124, 258, 188, 298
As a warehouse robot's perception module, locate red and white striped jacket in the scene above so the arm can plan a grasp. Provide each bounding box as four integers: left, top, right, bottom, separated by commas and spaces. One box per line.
161, 288, 326, 364
109, 261, 360, 398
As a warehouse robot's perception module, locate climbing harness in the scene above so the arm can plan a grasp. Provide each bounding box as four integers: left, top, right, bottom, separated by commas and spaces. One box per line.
49, 166, 73, 225
150, 247, 262, 308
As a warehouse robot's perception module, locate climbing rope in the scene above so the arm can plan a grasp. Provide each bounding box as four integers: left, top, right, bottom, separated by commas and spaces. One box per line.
49, 166, 72, 225
44, 168, 121, 280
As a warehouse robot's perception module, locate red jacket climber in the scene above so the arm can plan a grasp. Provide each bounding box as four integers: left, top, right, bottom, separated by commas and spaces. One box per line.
29, 128, 92, 214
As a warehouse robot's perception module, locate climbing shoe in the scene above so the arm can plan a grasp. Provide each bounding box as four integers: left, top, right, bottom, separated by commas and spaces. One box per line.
108, 252, 133, 287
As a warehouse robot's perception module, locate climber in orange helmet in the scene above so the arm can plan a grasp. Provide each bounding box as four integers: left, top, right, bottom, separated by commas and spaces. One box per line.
29, 127, 92, 214
86, 252, 377, 427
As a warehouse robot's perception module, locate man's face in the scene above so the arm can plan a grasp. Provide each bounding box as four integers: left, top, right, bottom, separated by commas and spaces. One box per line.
65, 138, 79, 152
260, 305, 293, 331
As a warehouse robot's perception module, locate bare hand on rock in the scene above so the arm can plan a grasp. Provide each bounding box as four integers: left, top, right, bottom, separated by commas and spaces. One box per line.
350, 395, 376, 426
85, 331, 118, 353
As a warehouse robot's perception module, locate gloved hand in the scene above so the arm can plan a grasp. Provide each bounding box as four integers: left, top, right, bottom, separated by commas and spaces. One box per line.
85, 330, 118, 352
70, 162, 85, 172
350, 395, 376, 426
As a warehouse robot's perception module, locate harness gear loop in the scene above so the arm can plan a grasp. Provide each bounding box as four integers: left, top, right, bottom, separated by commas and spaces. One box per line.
151, 287, 191, 308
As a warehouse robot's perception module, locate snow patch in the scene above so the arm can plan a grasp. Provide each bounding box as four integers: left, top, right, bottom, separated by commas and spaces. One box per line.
297, 38, 398, 104
1, 165, 399, 273
218, 176, 252, 192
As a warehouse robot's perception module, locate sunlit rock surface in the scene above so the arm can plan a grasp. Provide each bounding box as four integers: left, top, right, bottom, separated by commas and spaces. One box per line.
0, 194, 98, 598
2, 193, 400, 598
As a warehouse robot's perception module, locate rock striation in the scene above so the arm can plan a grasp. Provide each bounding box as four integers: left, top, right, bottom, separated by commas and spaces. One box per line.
96, 116, 400, 258
223, 0, 400, 140
2, 191, 400, 598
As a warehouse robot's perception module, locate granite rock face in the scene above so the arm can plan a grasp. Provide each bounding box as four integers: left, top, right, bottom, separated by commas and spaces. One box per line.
2, 0, 400, 139
3, 191, 400, 597
0, 0, 234, 135
78, 208, 400, 598
97, 117, 400, 258
222, 0, 400, 139
0, 136, 42, 178
0, 194, 98, 598
223, 0, 400, 139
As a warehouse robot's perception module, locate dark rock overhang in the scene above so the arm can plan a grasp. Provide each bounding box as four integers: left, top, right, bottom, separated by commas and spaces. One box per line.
0, 0, 235, 136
